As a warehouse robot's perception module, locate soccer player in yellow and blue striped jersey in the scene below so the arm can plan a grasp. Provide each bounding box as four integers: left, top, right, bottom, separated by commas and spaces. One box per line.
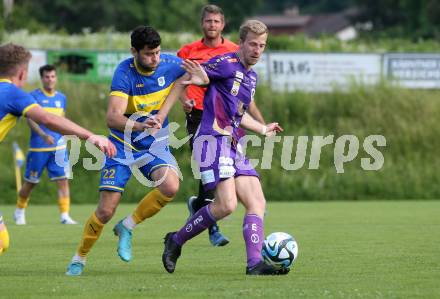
14, 65, 78, 226
66, 26, 185, 276
0, 43, 116, 255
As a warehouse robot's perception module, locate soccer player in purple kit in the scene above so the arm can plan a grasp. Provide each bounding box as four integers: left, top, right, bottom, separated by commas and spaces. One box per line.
151, 20, 289, 275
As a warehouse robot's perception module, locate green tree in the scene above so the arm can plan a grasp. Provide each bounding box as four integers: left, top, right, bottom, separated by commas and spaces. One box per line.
144, 0, 205, 32
5, 0, 206, 33
355, 0, 440, 39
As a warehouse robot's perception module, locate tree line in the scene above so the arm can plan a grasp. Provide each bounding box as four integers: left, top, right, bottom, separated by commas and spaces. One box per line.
1, 0, 439, 40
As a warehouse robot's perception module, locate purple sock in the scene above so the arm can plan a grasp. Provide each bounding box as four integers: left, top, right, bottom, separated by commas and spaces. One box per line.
173, 205, 217, 246
243, 214, 264, 268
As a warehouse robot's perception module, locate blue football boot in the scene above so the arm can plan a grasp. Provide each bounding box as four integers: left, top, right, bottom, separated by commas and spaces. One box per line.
113, 220, 132, 262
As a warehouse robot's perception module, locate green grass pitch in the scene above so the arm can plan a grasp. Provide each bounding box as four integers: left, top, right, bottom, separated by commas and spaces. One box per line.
1, 201, 439, 298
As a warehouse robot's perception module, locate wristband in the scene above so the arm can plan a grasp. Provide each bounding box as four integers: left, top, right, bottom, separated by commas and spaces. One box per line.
261, 125, 267, 135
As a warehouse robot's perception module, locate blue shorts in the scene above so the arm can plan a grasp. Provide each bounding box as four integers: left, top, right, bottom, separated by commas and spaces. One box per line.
24, 150, 69, 183
99, 139, 178, 193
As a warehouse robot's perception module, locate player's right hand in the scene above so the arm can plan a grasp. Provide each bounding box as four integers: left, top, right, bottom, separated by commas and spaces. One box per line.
88, 135, 117, 158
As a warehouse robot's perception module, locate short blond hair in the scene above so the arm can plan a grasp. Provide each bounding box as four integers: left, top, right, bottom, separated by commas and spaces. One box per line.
0, 43, 32, 77
239, 20, 268, 41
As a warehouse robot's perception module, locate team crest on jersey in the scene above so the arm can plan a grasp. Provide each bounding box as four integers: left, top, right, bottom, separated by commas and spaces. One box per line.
55, 101, 61, 108
158, 76, 165, 87
231, 80, 240, 96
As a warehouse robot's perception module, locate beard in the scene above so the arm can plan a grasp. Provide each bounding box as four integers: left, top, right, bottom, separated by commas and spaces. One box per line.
203, 29, 220, 40
137, 59, 158, 72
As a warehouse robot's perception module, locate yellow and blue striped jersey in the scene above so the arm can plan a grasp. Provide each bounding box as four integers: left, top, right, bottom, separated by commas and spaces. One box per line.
109, 54, 185, 150
0, 79, 38, 142
28, 88, 66, 151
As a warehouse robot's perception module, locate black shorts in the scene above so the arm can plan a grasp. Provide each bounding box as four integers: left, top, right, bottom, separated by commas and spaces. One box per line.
186, 108, 203, 151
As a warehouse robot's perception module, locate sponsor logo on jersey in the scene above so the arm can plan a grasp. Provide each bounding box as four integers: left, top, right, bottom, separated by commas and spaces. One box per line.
137, 103, 147, 110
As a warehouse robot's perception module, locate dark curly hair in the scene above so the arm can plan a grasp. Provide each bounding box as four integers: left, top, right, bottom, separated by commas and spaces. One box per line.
39, 64, 56, 77
131, 26, 161, 51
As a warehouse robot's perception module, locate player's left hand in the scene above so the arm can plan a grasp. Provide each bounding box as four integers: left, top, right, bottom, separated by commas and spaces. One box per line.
265, 122, 283, 136
87, 135, 117, 157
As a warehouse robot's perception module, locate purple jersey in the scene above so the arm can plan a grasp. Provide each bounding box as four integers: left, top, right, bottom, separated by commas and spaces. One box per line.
193, 52, 260, 191
197, 52, 257, 142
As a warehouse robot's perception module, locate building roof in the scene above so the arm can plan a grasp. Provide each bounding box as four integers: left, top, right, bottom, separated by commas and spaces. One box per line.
253, 15, 311, 28
252, 7, 359, 36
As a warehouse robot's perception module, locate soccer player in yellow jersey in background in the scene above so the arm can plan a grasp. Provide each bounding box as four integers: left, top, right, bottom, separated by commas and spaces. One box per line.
15, 65, 77, 225
0, 43, 116, 255
66, 26, 187, 276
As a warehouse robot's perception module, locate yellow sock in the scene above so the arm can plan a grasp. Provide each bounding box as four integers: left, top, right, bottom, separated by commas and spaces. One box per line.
0, 220, 9, 255
132, 189, 173, 224
16, 195, 29, 209
58, 197, 70, 214
76, 212, 104, 257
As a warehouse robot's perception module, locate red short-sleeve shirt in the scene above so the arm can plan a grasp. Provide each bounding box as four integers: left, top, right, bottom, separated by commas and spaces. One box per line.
177, 38, 239, 110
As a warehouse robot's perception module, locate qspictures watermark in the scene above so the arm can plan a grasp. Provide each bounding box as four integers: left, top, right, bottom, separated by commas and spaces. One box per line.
54, 121, 386, 186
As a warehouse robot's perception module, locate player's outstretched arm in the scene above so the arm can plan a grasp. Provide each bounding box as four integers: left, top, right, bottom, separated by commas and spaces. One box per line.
240, 113, 283, 136
150, 60, 210, 128
26, 118, 55, 145
248, 101, 266, 125
148, 74, 190, 128
25, 105, 116, 157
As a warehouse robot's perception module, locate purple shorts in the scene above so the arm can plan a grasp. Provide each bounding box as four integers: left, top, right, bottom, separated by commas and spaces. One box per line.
192, 134, 259, 191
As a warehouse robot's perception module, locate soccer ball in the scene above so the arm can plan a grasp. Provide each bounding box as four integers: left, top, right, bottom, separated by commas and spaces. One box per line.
262, 232, 298, 269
